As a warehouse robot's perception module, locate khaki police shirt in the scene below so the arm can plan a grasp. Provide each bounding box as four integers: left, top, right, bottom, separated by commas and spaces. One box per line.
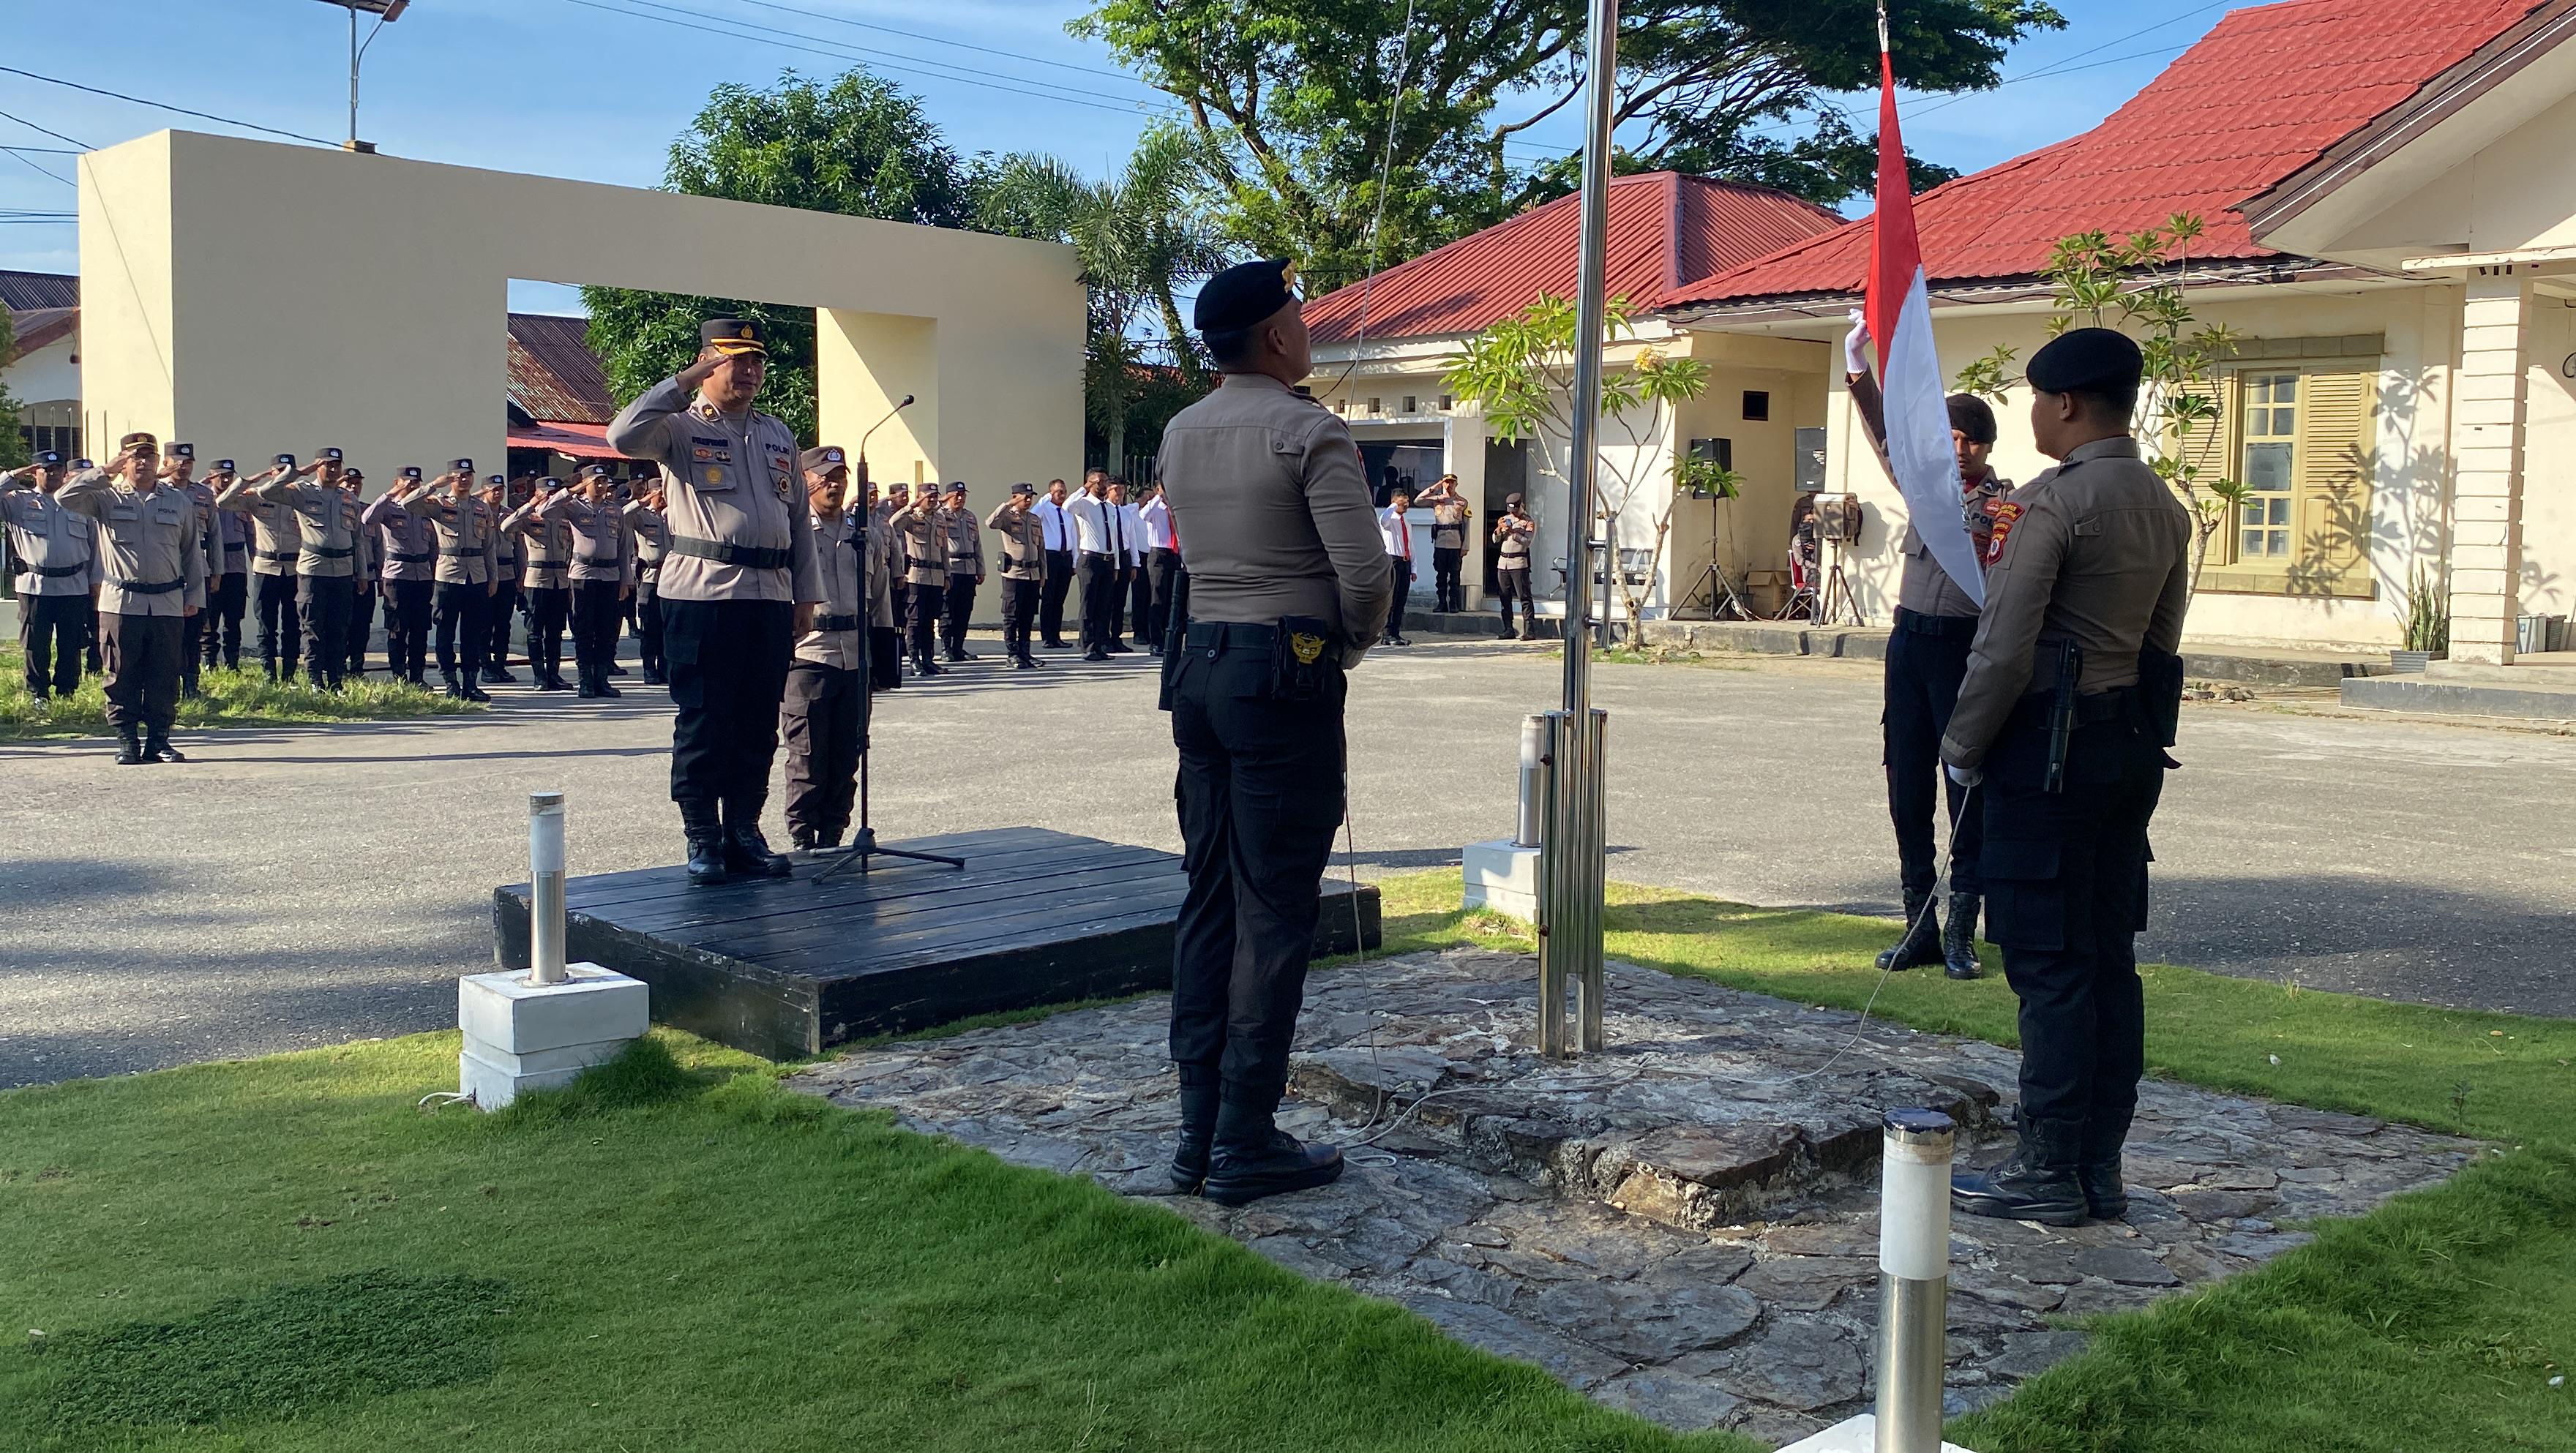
865, 509, 897, 627
55, 469, 206, 616
624, 501, 669, 587
1493, 512, 1534, 569
794, 510, 866, 669
605, 374, 824, 606
887, 501, 948, 587
984, 503, 1045, 582
941, 505, 984, 577
214, 473, 304, 574
253, 476, 364, 579
1942, 436, 2193, 770
362, 489, 440, 583
1, 476, 97, 596
493, 506, 523, 578
502, 491, 575, 590
1156, 372, 1392, 664
416, 489, 500, 587
559, 495, 632, 587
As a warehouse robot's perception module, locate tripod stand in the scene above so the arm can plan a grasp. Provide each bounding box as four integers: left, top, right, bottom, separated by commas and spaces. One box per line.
809, 740, 964, 882
1678, 491, 1750, 620
1813, 536, 1865, 627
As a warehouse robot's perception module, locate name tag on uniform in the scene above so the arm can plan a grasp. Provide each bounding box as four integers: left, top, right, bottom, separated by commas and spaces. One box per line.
108, 502, 140, 522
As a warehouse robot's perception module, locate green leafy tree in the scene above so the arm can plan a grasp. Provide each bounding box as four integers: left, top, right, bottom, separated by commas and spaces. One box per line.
0, 308, 29, 471
1443, 293, 1712, 639
978, 126, 1232, 469
580, 70, 991, 444
1073, 0, 2058, 288
1953, 213, 2245, 591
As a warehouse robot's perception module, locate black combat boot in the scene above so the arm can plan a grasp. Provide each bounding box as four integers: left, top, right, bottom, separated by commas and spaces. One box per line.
1169, 1076, 1220, 1193
722, 797, 794, 879
681, 800, 728, 886
441, 669, 465, 699
145, 729, 187, 764
2078, 1114, 2131, 1221
1201, 1091, 1344, 1206
593, 670, 621, 699
575, 665, 602, 699
482, 663, 517, 685
1942, 893, 1984, 980
1876, 889, 1944, 971
114, 726, 146, 766
460, 677, 492, 703
1952, 1114, 2088, 1226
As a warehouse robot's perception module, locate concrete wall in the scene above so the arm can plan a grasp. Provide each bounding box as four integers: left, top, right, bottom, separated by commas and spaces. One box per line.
77, 130, 1082, 488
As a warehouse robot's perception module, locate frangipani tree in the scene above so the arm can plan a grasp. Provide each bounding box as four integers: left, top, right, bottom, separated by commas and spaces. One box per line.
1444, 294, 1712, 639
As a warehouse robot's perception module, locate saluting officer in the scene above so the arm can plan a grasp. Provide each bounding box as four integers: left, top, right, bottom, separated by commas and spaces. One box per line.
342, 468, 382, 680
364, 467, 440, 686
887, 481, 949, 677
408, 462, 498, 700
984, 482, 1048, 669
1942, 328, 2190, 1228
1157, 259, 1393, 1206
248, 448, 365, 691
165, 443, 214, 696
56, 434, 206, 763
604, 317, 825, 885
783, 446, 866, 851
502, 477, 577, 692
937, 482, 984, 662
864, 481, 903, 689
1, 451, 96, 705
559, 464, 634, 699
484, 476, 527, 682
624, 476, 672, 686
214, 452, 304, 680
196, 457, 251, 673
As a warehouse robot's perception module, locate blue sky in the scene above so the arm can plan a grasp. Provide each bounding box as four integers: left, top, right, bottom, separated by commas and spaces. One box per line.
2, 0, 2244, 312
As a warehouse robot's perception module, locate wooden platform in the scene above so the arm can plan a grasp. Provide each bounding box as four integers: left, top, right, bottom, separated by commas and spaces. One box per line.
491, 827, 1382, 1061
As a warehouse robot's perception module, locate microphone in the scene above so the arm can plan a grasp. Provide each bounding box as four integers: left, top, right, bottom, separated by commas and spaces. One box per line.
858, 394, 917, 468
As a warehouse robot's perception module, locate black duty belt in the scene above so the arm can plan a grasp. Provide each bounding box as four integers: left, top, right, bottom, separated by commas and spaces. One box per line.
438, 547, 484, 557
391, 551, 434, 564
670, 535, 790, 571
814, 613, 861, 633
306, 545, 354, 560
1184, 620, 1282, 650
257, 548, 298, 563
112, 577, 182, 595
33, 561, 87, 578
1895, 607, 1979, 640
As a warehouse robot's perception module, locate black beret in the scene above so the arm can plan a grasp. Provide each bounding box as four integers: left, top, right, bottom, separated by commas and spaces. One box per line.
2026, 327, 2143, 396
1945, 393, 1998, 446
800, 446, 847, 473
701, 317, 767, 356
1194, 258, 1299, 334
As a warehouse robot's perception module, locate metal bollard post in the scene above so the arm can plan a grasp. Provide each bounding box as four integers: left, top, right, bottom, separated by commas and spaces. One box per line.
528, 790, 568, 987
1875, 1108, 1955, 1453
1516, 713, 1546, 849
1535, 707, 1609, 1057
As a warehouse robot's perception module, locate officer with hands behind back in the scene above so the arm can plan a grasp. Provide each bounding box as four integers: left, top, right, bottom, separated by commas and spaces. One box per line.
1156, 258, 1393, 1207
1939, 327, 2190, 1228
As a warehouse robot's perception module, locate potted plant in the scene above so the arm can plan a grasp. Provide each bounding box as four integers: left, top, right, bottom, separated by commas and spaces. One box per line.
2392, 563, 2449, 673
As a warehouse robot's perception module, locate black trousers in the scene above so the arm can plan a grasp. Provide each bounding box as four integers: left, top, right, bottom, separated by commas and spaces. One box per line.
252, 571, 301, 677
1000, 578, 1039, 658
346, 587, 378, 675
782, 660, 863, 841
941, 574, 976, 653
638, 585, 665, 677
386, 579, 434, 680
905, 578, 941, 663
664, 597, 793, 808
100, 612, 184, 732
20, 593, 91, 698
1039, 549, 1074, 644
1884, 608, 1986, 897
1077, 553, 1119, 651
1431, 546, 1465, 612
1145, 549, 1181, 645
1383, 557, 1414, 637
1107, 560, 1133, 642
181, 605, 205, 694
1167, 628, 1347, 1102
433, 582, 491, 679
523, 586, 571, 682
1495, 567, 1532, 630
487, 579, 520, 666
202, 571, 246, 669
1128, 560, 1154, 642
297, 574, 356, 688
1981, 694, 2165, 1141
571, 579, 623, 682
868, 624, 902, 688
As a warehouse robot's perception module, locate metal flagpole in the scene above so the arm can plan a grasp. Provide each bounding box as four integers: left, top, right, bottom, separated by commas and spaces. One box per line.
1538, 0, 1617, 1058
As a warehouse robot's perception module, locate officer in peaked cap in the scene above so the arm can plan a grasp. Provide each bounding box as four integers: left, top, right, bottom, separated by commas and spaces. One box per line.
1942, 325, 2189, 1228
782, 444, 867, 852
606, 315, 825, 885
1153, 258, 1393, 1207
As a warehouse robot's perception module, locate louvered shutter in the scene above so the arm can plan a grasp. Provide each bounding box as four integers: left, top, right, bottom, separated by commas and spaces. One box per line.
2291, 367, 2375, 596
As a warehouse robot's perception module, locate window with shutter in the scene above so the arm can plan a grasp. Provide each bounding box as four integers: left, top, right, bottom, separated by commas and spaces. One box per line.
2194, 358, 2378, 598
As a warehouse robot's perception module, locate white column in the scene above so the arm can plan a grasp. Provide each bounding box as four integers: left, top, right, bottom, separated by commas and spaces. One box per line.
2447, 271, 2529, 665
1445, 408, 1489, 611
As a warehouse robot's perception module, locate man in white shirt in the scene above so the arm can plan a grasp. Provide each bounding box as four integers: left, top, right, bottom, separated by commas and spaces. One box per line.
1033, 478, 1076, 649
1115, 477, 1154, 648
1375, 482, 1417, 646
1134, 479, 1180, 654
1061, 470, 1134, 661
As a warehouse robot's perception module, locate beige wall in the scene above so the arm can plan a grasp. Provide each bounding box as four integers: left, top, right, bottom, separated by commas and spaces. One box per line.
77, 130, 1082, 489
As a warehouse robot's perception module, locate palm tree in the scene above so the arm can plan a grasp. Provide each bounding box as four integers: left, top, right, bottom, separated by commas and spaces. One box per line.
981, 127, 1232, 470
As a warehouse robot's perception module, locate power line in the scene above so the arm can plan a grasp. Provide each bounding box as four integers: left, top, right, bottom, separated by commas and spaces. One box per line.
1, 144, 80, 155
0, 65, 334, 147
610, 0, 1159, 101
2, 148, 72, 187
0, 104, 90, 151
719, 0, 1147, 86
1899, 42, 2194, 121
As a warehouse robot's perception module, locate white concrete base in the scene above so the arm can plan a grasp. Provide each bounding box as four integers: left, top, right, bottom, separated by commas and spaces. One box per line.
457, 962, 648, 1109
1462, 838, 1541, 921
1774, 1413, 1976, 1453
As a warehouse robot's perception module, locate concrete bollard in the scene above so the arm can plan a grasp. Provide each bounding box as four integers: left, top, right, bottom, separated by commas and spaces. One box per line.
1461, 716, 1551, 922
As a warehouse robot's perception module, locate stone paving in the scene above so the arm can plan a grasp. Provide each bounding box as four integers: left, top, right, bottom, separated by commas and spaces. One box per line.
793, 948, 2478, 1447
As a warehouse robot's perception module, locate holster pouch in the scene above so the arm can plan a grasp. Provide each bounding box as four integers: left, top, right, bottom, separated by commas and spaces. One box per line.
2041, 637, 2083, 795
2137, 647, 2184, 748
1157, 569, 1192, 713
1272, 615, 1336, 703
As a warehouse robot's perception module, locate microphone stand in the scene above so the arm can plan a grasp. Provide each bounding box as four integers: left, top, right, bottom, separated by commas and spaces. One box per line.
812, 397, 964, 883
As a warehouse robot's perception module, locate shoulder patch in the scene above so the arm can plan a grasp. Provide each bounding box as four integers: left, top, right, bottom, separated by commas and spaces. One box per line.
1983, 499, 2024, 567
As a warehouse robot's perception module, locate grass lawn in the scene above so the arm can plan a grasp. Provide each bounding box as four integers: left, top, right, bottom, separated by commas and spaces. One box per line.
0, 643, 476, 740
0, 874, 2567, 1452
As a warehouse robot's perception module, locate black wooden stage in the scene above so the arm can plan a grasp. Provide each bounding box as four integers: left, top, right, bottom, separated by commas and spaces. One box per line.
492, 827, 1382, 1061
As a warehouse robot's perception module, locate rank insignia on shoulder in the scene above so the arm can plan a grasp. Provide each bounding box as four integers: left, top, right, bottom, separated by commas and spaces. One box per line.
1983, 500, 2023, 566
1289, 630, 1326, 665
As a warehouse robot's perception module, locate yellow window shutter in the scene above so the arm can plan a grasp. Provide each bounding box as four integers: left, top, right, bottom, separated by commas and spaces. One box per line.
2291, 367, 2375, 595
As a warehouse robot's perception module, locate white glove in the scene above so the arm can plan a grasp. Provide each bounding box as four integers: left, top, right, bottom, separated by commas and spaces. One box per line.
1946, 762, 1982, 788
1842, 308, 1871, 378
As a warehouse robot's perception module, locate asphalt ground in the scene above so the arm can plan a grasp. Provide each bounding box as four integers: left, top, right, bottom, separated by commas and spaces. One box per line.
5, 636, 2572, 1088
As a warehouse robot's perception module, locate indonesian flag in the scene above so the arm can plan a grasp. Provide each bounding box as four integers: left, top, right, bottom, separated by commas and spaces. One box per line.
1862, 38, 1982, 607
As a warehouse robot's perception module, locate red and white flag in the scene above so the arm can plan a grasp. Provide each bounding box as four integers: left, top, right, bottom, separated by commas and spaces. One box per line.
1862, 25, 1982, 606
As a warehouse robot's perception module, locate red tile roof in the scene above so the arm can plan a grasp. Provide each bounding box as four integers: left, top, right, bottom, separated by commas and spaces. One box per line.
1306, 172, 1841, 344
506, 312, 615, 425
1677, 0, 2547, 306
506, 419, 624, 460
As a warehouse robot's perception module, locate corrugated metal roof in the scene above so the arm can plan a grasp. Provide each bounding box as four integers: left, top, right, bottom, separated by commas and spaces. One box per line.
0, 269, 78, 312
506, 312, 615, 425
1677, 0, 2545, 306
4, 305, 76, 362
507, 419, 625, 459
1305, 173, 1842, 344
